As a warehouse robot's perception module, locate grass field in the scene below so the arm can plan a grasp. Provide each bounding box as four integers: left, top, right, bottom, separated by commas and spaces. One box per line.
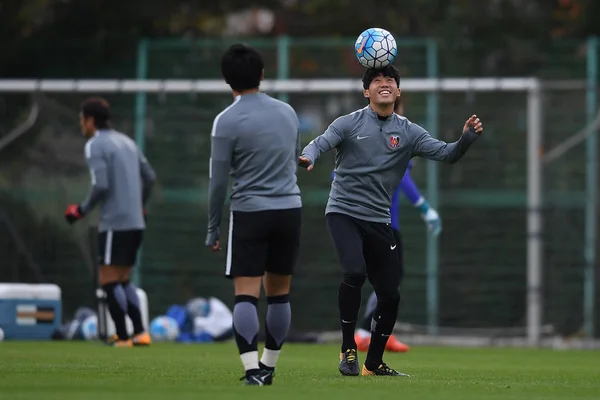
0, 342, 599, 400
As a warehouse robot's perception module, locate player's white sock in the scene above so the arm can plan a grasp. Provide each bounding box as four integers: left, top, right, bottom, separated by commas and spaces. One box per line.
240, 351, 259, 372
260, 348, 280, 369
356, 328, 370, 339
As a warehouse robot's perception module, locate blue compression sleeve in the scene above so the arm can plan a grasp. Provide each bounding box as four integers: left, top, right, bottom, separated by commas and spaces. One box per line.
391, 164, 425, 230
399, 170, 422, 205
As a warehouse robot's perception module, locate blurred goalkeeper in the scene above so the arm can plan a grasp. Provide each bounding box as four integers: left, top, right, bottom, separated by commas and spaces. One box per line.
64, 97, 156, 347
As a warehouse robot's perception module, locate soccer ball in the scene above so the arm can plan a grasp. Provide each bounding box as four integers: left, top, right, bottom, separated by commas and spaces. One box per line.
0, 327, 4, 341
354, 28, 398, 69
80, 315, 98, 340
149, 315, 180, 341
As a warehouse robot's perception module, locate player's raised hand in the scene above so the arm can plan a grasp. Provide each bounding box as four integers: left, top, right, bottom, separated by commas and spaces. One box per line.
298, 156, 314, 171
463, 115, 483, 135
205, 228, 221, 252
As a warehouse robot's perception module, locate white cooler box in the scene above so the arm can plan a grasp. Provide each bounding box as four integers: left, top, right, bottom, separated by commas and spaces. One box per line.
0, 283, 62, 340
97, 287, 149, 338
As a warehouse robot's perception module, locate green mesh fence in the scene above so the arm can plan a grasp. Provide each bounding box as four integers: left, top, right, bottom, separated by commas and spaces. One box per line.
0, 86, 581, 332
543, 86, 589, 335
0, 37, 598, 336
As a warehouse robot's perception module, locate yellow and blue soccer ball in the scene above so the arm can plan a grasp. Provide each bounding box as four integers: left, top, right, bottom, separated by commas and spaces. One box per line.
354, 28, 398, 69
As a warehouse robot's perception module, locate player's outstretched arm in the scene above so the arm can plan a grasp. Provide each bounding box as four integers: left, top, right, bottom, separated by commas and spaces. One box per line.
299, 118, 347, 171
138, 148, 157, 206
206, 121, 234, 252
411, 115, 483, 164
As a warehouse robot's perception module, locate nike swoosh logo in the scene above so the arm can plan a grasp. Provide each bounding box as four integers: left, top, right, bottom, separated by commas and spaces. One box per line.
357, 37, 368, 54
390, 245, 397, 250
357, 135, 369, 140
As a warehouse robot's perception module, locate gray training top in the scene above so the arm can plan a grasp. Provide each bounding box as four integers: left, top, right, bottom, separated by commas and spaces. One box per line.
80, 129, 156, 232
207, 92, 302, 233
301, 106, 479, 223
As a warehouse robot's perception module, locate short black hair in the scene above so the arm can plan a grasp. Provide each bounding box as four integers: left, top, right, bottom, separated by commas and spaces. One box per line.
220, 43, 264, 92
81, 97, 110, 129
362, 64, 401, 90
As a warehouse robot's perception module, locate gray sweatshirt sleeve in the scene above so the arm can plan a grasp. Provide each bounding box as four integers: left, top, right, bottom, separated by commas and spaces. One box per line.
410, 123, 479, 164
80, 140, 109, 214
138, 148, 157, 205
300, 117, 347, 165
207, 120, 235, 233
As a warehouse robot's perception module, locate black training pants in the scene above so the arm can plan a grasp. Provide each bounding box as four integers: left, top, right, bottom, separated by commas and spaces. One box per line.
326, 212, 402, 304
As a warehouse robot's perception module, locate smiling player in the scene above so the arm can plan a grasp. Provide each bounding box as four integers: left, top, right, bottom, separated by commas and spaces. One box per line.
299, 65, 483, 377
334, 156, 442, 354
331, 98, 443, 354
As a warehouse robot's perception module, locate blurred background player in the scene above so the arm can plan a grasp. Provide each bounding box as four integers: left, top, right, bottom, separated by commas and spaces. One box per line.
205, 44, 302, 386
354, 98, 442, 353
64, 97, 157, 347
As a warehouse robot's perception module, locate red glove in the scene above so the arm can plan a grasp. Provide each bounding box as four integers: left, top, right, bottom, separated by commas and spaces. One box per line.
64, 204, 84, 225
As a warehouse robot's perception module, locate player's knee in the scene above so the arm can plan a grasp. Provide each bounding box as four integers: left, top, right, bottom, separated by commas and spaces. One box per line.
119, 267, 132, 282
342, 272, 366, 288
233, 276, 262, 298
375, 281, 400, 305
378, 289, 400, 311
263, 272, 292, 297
98, 266, 121, 286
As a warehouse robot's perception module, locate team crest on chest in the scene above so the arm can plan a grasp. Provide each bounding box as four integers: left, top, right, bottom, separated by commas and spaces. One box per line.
389, 135, 401, 149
